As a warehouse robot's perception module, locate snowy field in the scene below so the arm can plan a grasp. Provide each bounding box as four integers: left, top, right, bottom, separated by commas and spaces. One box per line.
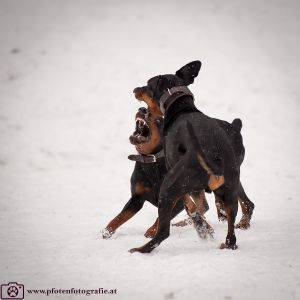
1, 0, 300, 299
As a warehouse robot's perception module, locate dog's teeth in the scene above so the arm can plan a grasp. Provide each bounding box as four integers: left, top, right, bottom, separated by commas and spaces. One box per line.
136, 118, 146, 128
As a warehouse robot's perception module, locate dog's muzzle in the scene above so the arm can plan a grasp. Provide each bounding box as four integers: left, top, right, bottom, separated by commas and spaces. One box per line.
159, 86, 194, 114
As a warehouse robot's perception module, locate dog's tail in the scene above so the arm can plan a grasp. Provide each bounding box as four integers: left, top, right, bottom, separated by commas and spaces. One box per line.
186, 121, 224, 176
231, 118, 242, 132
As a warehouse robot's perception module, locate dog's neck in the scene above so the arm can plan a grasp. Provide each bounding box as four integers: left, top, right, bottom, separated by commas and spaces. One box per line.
128, 144, 164, 164
146, 143, 163, 155
160, 86, 194, 114
163, 95, 199, 133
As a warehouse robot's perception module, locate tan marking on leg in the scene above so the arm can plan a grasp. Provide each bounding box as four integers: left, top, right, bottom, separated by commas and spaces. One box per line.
144, 218, 159, 238
134, 182, 151, 195
183, 194, 197, 216
235, 197, 251, 229
197, 152, 225, 190
185, 192, 215, 238
238, 197, 248, 214
105, 210, 137, 234
208, 175, 225, 191
214, 193, 227, 222
190, 191, 208, 215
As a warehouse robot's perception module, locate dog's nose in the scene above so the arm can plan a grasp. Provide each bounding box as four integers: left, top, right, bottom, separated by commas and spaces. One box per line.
133, 87, 140, 93
139, 107, 147, 114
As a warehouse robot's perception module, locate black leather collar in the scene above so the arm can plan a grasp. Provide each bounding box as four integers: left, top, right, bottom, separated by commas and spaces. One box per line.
160, 86, 194, 114
128, 149, 164, 163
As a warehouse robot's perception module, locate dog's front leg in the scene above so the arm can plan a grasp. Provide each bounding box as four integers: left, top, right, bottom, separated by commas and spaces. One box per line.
129, 194, 176, 253
144, 218, 159, 238
102, 195, 145, 239
144, 197, 184, 238
129, 155, 203, 253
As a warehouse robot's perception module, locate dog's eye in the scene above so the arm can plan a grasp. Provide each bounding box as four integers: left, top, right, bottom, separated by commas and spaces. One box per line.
156, 118, 163, 125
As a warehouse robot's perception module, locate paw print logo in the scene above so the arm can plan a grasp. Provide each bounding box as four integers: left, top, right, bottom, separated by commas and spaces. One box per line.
7, 286, 18, 298
1, 282, 24, 299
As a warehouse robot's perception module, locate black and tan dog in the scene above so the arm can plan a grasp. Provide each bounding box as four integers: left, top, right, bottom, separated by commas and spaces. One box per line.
102, 104, 254, 240
129, 60, 254, 253
102, 106, 212, 239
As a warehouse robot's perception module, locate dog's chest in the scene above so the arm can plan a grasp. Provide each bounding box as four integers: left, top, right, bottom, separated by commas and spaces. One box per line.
141, 159, 167, 186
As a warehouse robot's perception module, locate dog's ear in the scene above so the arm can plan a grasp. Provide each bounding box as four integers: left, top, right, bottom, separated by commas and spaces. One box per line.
175, 60, 201, 85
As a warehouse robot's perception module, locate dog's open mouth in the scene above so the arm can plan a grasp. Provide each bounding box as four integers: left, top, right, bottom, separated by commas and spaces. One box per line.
129, 109, 151, 145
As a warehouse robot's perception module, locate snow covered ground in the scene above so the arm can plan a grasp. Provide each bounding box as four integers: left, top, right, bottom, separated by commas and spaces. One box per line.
0, 0, 300, 299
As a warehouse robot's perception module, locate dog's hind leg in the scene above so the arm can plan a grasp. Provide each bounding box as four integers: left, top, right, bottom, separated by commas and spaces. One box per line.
171, 196, 196, 227
187, 192, 214, 238
235, 182, 255, 230
220, 190, 238, 250
191, 191, 209, 215
214, 192, 227, 222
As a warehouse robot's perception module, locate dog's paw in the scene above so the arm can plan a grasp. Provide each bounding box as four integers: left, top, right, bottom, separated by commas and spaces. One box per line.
102, 228, 114, 239
144, 227, 156, 238
172, 217, 193, 227
220, 243, 238, 250
129, 247, 143, 253
218, 209, 227, 222
195, 221, 214, 239
235, 215, 251, 230
220, 235, 237, 250
129, 246, 153, 254
218, 215, 228, 222
129, 241, 159, 253
192, 213, 214, 239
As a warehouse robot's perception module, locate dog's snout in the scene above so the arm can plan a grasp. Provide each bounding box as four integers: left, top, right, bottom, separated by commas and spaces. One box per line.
133, 86, 146, 101
133, 86, 148, 95
139, 107, 147, 114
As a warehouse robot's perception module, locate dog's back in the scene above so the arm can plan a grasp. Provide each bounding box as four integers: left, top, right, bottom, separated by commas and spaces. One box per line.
215, 118, 245, 166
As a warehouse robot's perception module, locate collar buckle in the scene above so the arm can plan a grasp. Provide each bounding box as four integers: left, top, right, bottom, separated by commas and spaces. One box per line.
149, 154, 156, 163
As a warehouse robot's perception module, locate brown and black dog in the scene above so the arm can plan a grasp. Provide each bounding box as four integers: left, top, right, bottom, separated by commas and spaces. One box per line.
102, 106, 212, 240
129, 60, 254, 253
103, 102, 254, 241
